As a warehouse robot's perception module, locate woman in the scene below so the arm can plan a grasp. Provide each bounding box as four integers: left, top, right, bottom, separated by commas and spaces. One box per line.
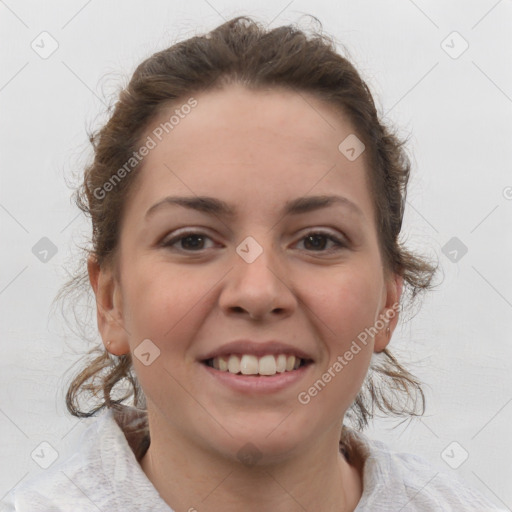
4, 15, 506, 511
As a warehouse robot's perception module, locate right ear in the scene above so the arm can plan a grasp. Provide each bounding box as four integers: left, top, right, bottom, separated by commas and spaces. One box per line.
87, 254, 130, 356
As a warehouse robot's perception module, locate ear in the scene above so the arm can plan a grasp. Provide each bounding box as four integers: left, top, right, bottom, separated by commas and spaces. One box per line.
87, 254, 130, 356
373, 273, 403, 353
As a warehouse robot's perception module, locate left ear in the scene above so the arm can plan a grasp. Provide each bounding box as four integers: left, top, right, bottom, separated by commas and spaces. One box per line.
374, 273, 403, 353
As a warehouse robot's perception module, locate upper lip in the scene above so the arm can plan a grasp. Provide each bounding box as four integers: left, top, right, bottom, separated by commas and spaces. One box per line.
198, 340, 315, 362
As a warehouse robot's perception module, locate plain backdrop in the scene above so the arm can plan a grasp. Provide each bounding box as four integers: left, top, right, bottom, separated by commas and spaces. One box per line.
1, 0, 511, 509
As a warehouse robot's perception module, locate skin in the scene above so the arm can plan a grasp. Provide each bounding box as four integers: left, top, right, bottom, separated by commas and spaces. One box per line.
88, 83, 403, 512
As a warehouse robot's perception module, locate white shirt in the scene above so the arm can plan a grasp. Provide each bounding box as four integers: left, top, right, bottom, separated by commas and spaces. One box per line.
1, 405, 507, 511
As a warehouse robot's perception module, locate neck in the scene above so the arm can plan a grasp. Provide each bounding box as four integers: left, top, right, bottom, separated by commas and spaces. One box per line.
139, 416, 363, 512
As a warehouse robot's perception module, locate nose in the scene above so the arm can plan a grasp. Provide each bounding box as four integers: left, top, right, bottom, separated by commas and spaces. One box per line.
218, 239, 296, 321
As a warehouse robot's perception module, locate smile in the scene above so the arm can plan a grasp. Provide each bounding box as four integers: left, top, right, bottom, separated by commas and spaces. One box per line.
203, 354, 312, 377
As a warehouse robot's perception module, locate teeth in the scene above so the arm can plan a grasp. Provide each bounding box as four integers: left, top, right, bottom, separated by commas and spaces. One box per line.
258, 355, 276, 375
210, 354, 305, 376
228, 355, 240, 374
240, 354, 259, 375
276, 354, 287, 373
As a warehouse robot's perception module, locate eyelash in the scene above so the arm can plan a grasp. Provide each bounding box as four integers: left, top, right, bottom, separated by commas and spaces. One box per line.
160, 229, 347, 254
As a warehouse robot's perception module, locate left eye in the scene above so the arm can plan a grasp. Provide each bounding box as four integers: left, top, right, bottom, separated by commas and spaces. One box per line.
296, 232, 346, 252
160, 230, 346, 253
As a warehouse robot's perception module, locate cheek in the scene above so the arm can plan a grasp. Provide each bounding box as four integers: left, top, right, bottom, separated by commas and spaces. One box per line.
122, 264, 214, 354
298, 273, 377, 417
305, 263, 382, 346
121, 267, 209, 405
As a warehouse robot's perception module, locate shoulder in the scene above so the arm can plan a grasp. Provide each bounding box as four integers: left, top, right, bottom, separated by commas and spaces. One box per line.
1, 406, 170, 512
2, 410, 108, 511
344, 429, 507, 511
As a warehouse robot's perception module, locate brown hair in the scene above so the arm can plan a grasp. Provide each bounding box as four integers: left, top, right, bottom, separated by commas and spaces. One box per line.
56, 15, 439, 432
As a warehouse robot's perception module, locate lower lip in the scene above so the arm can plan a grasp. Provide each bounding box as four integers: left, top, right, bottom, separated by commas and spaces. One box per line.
200, 362, 313, 394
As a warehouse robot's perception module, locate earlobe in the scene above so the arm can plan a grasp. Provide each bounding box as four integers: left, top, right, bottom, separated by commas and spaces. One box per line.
87, 254, 130, 356
88, 254, 116, 315
374, 273, 403, 353
395, 274, 403, 305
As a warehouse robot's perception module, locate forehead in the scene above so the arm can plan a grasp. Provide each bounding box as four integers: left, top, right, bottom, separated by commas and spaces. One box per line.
149, 83, 356, 161
127, 83, 373, 222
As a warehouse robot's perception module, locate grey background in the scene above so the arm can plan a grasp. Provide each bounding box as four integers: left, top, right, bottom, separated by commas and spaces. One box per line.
1, 0, 511, 508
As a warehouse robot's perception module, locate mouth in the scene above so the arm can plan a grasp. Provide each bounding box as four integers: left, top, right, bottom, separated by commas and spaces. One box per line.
201, 354, 313, 377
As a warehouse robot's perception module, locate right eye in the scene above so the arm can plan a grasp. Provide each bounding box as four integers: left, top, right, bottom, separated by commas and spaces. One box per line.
160, 230, 217, 252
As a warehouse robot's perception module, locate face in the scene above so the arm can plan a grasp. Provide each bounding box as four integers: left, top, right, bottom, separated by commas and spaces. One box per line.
89, 83, 402, 463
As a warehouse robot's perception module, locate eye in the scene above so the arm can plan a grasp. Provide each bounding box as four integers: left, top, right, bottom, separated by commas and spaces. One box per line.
160, 230, 215, 252
296, 230, 347, 253
160, 229, 347, 254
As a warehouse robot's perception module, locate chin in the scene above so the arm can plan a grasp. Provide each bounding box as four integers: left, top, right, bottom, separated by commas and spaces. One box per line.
204, 419, 309, 465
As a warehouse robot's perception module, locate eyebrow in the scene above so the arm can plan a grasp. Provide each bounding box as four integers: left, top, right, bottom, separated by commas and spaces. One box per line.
145, 194, 364, 220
